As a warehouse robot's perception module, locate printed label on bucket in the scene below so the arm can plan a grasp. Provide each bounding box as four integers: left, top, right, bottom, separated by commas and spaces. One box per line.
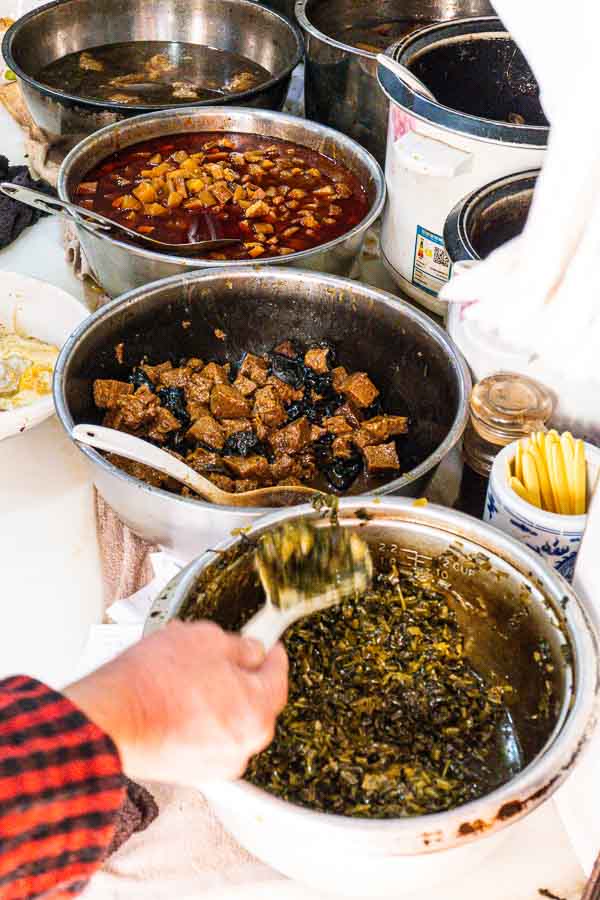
412, 225, 452, 297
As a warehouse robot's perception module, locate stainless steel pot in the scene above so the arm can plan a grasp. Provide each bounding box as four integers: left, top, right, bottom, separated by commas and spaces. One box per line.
444, 169, 538, 263
56, 106, 385, 297
259, 0, 296, 21
3, 0, 303, 148
53, 267, 471, 563
144, 497, 600, 897
295, 0, 494, 165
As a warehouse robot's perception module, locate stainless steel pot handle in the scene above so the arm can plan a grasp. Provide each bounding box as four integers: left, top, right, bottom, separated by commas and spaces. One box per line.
0, 182, 113, 235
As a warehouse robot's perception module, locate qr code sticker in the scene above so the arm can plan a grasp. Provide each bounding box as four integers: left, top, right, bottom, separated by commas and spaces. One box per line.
433, 246, 450, 267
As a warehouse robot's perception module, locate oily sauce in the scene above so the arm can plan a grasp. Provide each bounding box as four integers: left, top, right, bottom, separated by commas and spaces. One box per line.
75, 132, 370, 260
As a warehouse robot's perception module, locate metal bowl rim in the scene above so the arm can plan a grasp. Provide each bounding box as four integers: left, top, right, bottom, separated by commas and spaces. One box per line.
295, 0, 381, 59
56, 105, 386, 268
443, 168, 540, 264
144, 496, 600, 846
3, 0, 304, 114
53, 265, 472, 515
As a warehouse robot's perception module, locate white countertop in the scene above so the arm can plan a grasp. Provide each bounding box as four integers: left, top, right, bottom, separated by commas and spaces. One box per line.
0, 102, 589, 899
0, 105, 104, 689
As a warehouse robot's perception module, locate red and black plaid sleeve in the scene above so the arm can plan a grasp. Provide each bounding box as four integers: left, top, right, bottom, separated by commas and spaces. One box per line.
0, 676, 125, 900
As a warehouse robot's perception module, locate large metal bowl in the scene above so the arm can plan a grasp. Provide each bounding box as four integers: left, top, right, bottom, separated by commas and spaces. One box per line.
3, 0, 304, 147
296, 0, 494, 165
143, 497, 600, 896
53, 267, 471, 562
56, 106, 386, 297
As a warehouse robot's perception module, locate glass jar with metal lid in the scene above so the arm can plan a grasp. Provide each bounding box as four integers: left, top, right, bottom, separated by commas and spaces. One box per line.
458, 372, 554, 517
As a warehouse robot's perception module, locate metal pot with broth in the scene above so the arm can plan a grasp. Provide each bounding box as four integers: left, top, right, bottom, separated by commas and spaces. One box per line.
37, 41, 272, 106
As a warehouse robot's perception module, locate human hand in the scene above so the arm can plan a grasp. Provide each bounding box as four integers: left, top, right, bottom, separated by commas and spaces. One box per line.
64, 621, 288, 786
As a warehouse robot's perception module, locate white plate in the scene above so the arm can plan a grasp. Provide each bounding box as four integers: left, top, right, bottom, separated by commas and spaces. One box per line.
0, 270, 87, 440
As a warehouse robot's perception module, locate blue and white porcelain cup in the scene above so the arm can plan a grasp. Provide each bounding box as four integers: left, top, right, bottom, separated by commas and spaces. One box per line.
485, 441, 600, 582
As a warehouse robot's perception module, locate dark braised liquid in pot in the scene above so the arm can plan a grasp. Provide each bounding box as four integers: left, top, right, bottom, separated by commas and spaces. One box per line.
75, 132, 370, 261
37, 41, 271, 105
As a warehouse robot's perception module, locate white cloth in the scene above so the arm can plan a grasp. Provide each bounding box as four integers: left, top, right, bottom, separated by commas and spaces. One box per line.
440, 0, 600, 418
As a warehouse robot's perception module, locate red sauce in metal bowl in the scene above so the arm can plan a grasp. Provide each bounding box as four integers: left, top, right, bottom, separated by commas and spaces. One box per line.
74, 132, 370, 260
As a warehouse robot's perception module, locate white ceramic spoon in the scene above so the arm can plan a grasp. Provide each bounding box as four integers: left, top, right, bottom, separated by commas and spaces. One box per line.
72, 424, 321, 508
242, 522, 373, 651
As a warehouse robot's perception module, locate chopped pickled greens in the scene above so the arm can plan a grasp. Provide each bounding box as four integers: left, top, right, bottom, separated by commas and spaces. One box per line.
245, 563, 520, 817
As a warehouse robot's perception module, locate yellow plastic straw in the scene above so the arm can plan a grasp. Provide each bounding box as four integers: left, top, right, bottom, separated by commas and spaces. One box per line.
510, 476, 531, 503
522, 451, 542, 509
528, 442, 556, 513
506, 430, 587, 516
514, 441, 524, 483
550, 442, 572, 515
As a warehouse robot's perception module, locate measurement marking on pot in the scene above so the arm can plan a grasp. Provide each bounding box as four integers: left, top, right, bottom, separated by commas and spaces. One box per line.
378, 544, 476, 577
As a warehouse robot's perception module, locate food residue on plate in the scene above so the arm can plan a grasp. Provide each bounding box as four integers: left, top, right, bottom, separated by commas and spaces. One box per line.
0, 324, 58, 410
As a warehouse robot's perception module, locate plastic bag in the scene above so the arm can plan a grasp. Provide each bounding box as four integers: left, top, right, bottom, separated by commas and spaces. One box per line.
441, 0, 600, 437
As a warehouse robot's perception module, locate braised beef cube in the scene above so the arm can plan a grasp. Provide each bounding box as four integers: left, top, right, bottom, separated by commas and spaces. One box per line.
186, 447, 222, 473
147, 407, 181, 443
273, 340, 299, 359
384, 415, 409, 436
354, 415, 409, 448
239, 352, 269, 386
342, 372, 379, 408
252, 416, 270, 441
224, 455, 270, 481
335, 401, 363, 429
187, 415, 225, 449
187, 401, 209, 421
361, 442, 400, 473
208, 473, 235, 492
210, 384, 250, 419
352, 428, 375, 449
186, 358, 204, 371
233, 374, 257, 397
107, 453, 167, 489
310, 424, 326, 442
297, 446, 317, 482
201, 362, 230, 385
234, 479, 260, 493
331, 366, 349, 392
220, 418, 253, 439
270, 416, 312, 456
141, 361, 172, 384
117, 387, 160, 431
253, 385, 287, 428
93, 379, 133, 409
332, 435, 355, 459
102, 408, 124, 430
160, 367, 194, 388
323, 415, 353, 436
304, 347, 330, 374
184, 374, 212, 406
270, 453, 295, 481
266, 375, 303, 404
